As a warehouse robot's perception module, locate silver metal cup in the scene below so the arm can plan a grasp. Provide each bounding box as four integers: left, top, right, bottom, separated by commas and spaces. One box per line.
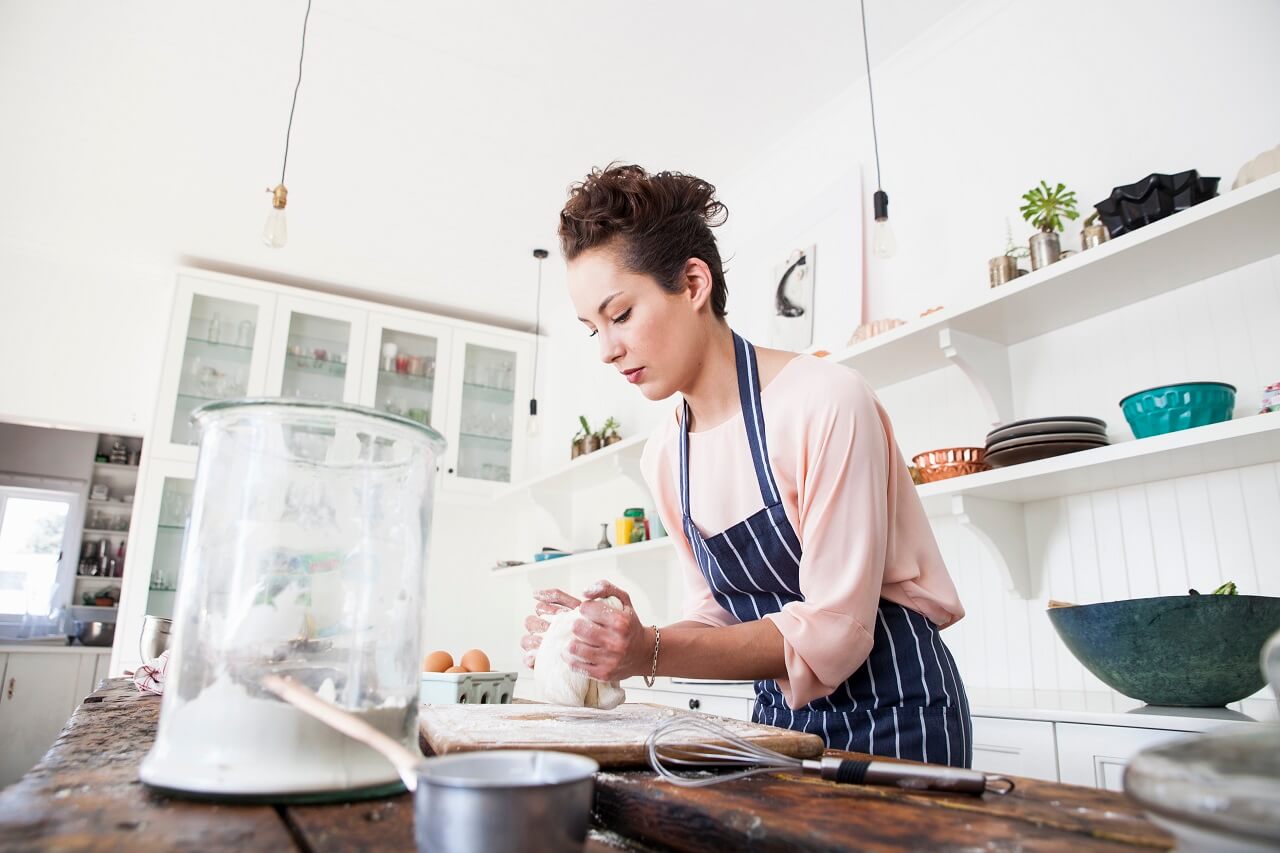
414, 751, 598, 853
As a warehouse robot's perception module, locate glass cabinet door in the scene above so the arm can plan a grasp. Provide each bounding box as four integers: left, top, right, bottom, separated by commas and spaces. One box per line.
455, 343, 519, 483
171, 293, 258, 446
370, 327, 444, 428
280, 312, 353, 402
268, 297, 366, 404
147, 475, 193, 620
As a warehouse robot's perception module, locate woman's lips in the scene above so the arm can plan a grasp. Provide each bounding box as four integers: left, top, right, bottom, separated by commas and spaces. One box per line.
623, 367, 645, 384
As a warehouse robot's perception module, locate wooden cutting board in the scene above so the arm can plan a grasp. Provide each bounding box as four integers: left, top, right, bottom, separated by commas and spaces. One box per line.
419, 702, 824, 768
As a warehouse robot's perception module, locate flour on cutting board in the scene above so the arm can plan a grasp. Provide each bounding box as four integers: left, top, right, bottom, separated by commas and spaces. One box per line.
419, 701, 819, 758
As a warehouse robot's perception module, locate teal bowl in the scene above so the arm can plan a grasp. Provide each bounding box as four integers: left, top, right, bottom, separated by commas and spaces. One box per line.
1119, 381, 1235, 439
1048, 595, 1280, 706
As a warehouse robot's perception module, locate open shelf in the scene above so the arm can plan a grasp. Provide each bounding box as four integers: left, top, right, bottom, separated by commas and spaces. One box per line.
918, 412, 1280, 598
825, 173, 1280, 424
492, 537, 675, 576
82, 529, 128, 536
502, 435, 647, 498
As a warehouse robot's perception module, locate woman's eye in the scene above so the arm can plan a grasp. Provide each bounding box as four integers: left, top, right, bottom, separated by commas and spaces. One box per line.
612, 308, 631, 324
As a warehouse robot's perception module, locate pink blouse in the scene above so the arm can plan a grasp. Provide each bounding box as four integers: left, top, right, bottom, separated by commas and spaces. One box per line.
640, 354, 965, 709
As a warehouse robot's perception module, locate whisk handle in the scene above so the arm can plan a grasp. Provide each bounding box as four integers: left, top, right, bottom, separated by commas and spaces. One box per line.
815, 757, 993, 795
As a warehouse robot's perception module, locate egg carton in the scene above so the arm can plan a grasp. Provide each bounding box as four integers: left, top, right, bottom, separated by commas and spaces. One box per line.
420, 671, 518, 705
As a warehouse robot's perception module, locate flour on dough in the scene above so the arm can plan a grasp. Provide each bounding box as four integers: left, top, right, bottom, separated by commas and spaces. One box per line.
535, 596, 626, 710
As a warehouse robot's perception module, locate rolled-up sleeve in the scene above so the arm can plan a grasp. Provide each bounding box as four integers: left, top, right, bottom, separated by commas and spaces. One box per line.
763, 376, 889, 709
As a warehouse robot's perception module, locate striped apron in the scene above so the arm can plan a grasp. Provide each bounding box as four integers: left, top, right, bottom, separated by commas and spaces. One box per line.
678, 332, 973, 767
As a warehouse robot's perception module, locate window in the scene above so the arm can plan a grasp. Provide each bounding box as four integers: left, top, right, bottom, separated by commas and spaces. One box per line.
0, 486, 77, 619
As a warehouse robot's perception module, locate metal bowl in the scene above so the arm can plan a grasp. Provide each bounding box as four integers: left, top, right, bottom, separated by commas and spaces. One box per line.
414, 750, 597, 853
76, 621, 116, 647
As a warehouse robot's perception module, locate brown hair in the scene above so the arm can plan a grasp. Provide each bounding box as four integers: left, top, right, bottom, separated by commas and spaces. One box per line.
558, 164, 729, 318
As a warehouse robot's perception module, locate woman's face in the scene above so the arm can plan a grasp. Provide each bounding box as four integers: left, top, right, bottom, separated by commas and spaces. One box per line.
567, 248, 707, 401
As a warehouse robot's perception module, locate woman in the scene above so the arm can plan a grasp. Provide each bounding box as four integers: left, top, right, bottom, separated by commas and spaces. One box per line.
521, 164, 973, 767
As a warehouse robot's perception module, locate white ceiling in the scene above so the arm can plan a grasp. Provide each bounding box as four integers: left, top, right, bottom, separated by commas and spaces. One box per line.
0, 0, 967, 327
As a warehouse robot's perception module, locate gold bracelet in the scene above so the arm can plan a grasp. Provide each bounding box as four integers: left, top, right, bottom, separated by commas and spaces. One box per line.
643, 625, 660, 687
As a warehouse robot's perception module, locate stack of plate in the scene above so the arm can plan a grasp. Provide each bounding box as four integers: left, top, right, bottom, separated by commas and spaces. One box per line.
984, 416, 1109, 468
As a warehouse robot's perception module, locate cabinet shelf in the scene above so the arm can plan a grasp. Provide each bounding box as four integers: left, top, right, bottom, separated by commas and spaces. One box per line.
82, 529, 128, 536
185, 336, 253, 360
285, 355, 347, 377
376, 369, 435, 391
492, 537, 675, 575
156, 524, 186, 532
918, 412, 1280, 598
459, 432, 513, 444
462, 382, 515, 404
93, 462, 139, 473
75, 576, 121, 586
826, 172, 1280, 424
87, 499, 133, 508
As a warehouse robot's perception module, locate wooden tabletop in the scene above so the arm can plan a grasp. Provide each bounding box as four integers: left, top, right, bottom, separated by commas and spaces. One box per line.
0, 680, 1173, 852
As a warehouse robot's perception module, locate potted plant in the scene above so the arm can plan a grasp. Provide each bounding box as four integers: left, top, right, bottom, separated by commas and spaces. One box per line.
601, 417, 622, 446
988, 219, 1030, 288
571, 418, 587, 459
580, 415, 602, 454
1080, 209, 1110, 250
1019, 181, 1079, 270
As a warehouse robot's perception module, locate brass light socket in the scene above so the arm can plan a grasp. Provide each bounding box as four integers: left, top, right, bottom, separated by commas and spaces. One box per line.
268, 184, 288, 209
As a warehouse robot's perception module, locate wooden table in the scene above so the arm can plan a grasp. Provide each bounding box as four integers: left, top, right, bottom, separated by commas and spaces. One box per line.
0, 680, 1174, 852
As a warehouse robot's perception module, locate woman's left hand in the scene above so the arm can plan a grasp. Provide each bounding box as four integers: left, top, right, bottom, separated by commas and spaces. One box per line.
566, 580, 652, 682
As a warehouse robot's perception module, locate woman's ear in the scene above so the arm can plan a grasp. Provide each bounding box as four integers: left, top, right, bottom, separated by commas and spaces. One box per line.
682, 257, 715, 312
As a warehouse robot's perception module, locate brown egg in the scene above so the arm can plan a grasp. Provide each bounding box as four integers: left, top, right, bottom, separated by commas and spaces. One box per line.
444, 665, 468, 673
423, 650, 454, 673
460, 649, 490, 673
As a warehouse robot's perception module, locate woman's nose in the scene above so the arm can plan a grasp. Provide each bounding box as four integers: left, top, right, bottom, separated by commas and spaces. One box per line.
598, 332, 624, 365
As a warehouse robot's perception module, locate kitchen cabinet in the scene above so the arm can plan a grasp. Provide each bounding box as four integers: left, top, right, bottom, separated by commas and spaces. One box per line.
969, 716, 1059, 781
265, 294, 368, 404
151, 276, 276, 463
0, 650, 104, 787
358, 312, 455, 436
1055, 722, 1192, 791
438, 328, 534, 491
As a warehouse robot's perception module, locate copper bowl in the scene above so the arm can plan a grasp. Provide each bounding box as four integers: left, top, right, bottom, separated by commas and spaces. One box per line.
911, 447, 990, 483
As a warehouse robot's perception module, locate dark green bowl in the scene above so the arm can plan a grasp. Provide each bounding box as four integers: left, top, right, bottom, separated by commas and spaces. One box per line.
1047, 595, 1280, 707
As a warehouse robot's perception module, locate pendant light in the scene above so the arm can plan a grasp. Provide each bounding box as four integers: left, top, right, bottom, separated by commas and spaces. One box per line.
527, 248, 548, 436
263, 0, 312, 248
860, 0, 895, 259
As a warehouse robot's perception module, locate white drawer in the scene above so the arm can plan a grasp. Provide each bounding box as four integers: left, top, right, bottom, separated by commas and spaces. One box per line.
1055, 722, 1195, 791
970, 716, 1059, 782
630, 687, 755, 721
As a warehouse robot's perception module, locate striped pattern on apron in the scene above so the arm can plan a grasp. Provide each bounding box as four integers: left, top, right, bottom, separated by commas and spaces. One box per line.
678, 332, 973, 767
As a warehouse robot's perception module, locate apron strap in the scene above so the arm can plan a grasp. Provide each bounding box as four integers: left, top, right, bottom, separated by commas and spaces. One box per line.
733, 332, 782, 507
679, 332, 782, 517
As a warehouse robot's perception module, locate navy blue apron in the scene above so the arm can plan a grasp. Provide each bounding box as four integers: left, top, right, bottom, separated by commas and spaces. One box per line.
678, 332, 973, 768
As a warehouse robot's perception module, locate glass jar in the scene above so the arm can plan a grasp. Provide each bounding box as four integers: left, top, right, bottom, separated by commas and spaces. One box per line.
140, 399, 446, 800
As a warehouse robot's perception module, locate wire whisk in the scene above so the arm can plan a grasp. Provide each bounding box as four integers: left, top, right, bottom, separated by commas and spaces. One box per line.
646, 715, 1014, 796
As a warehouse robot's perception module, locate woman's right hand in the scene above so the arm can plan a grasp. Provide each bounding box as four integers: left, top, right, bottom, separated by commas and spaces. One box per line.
520, 588, 582, 669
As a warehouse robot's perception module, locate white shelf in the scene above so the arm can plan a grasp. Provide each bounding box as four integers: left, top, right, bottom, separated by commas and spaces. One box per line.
500, 435, 651, 539
492, 537, 674, 576
501, 434, 647, 497
75, 575, 121, 585
918, 413, 1280, 597
87, 499, 134, 508
826, 173, 1280, 423
93, 462, 139, 475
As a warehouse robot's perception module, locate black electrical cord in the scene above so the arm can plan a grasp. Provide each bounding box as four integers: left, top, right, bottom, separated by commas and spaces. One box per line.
279, 0, 312, 187
859, 0, 881, 193
530, 249, 548, 417
775, 253, 807, 318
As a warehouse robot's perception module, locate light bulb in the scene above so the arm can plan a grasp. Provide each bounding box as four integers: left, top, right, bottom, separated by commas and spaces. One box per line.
526, 399, 540, 436
872, 218, 896, 259
871, 189, 895, 259
263, 184, 288, 248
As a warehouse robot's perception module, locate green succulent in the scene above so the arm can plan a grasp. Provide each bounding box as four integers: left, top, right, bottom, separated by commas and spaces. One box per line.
1020, 181, 1080, 233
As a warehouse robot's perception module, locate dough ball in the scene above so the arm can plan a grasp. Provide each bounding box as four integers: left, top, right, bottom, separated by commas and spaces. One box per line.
534, 596, 626, 710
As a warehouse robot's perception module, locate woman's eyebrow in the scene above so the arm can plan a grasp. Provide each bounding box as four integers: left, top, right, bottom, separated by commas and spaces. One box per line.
577, 291, 623, 321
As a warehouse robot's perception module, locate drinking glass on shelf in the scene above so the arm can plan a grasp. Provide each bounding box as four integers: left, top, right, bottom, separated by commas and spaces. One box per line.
236, 320, 254, 347
502, 364, 514, 391
208, 314, 222, 344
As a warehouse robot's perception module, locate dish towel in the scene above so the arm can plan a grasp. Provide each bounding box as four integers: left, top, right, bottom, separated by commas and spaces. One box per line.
129, 649, 171, 695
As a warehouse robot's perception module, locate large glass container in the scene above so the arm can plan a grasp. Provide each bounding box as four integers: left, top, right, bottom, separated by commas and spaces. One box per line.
140, 399, 445, 800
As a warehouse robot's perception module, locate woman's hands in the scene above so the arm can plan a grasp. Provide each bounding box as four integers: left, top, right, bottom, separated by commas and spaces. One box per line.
520, 580, 652, 681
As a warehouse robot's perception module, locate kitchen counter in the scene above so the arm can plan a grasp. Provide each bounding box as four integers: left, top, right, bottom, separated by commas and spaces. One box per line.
0, 679, 1175, 852
624, 677, 1275, 733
